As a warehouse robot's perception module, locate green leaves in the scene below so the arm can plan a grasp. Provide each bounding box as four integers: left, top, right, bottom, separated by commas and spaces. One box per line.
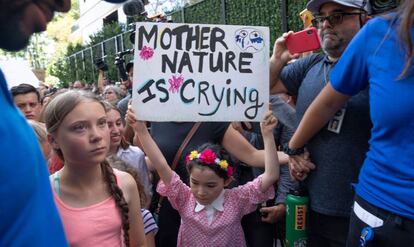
170, 0, 308, 54
54, 0, 309, 86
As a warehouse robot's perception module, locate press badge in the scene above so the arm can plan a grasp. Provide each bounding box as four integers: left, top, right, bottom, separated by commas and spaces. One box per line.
327, 107, 346, 134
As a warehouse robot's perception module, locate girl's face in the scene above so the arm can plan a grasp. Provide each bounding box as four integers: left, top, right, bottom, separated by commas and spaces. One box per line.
190, 166, 226, 205
51, 101, 109, 166
107, 109, 124, 151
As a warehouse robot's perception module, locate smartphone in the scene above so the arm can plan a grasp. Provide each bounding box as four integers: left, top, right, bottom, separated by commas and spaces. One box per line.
285, 27, 321, 54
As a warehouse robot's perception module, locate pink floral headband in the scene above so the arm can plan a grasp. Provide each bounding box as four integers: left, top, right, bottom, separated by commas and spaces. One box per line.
185, 149, 233, 177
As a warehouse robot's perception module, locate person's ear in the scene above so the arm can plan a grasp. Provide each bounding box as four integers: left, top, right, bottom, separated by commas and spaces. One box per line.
364, 14, 371, 24
361, 13, 371, 26
47, 134, 59, 149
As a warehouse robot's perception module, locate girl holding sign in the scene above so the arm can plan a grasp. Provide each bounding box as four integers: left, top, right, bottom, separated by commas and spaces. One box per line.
127, 107, 280, 247
148, 120, 289, 246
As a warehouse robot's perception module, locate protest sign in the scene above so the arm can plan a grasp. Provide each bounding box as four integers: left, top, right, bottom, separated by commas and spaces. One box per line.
132, 22, 269, 121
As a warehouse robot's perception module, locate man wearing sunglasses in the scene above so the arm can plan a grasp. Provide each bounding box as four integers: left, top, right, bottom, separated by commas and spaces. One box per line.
0, 0, 128, 246
269, 0, 372, 246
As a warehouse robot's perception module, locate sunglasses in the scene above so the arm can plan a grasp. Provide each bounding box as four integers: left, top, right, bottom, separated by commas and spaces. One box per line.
311, 12, 362, 28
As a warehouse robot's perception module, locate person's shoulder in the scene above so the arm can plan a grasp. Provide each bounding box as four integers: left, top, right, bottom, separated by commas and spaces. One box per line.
290, 52, 324, 70
120, 146, 145, 161
127, 145, 144, 155
302, 52, 324, 63
114, 169, 136, 189
141, 208, 151, 215
117, 94, 131, 108
114, 169, 140, 204
365, 14, 395, 31
141, 208, 153, 220
374, 13, 395, 23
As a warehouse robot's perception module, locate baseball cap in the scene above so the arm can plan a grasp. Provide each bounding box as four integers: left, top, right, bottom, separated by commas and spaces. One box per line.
307, 0, 368, 13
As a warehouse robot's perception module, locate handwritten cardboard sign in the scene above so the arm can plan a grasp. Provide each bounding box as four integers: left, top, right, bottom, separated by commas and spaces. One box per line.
132, 22, 269, 122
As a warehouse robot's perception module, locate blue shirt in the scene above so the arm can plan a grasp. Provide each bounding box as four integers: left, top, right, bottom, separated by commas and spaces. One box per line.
0, 70, 68, 246
330, 16, 414, 220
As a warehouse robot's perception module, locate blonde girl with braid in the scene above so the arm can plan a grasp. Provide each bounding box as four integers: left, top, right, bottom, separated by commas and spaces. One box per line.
44, 90, 146, 247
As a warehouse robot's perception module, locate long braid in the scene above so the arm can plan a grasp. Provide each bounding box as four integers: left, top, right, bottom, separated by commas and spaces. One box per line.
100, 160, 130, 247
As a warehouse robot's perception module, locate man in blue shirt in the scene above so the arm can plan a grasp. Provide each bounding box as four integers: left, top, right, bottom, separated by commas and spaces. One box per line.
0, 0, 128, 245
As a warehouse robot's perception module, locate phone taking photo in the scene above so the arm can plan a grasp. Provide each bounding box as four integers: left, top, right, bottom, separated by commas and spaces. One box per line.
285, 27, 321, 54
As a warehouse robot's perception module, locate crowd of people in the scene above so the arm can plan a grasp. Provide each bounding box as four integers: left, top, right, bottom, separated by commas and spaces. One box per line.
1, 0, 413, 246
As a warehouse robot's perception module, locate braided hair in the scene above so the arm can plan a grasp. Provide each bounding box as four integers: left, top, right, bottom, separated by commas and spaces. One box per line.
101, 160, 130, 247
108, 155, 149, 207
43, 90, 131, 246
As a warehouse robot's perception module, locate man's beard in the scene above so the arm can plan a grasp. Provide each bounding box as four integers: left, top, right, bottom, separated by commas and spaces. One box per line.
320, 31, 345, 57
0, 2, 32, 51
0, 22, 30, 51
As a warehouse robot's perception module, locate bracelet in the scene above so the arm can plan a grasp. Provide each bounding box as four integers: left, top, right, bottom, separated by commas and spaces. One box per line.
282, 143, 305, 156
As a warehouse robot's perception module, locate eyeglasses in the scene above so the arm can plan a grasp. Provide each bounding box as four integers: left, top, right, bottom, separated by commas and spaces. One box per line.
311, 12, 362, 28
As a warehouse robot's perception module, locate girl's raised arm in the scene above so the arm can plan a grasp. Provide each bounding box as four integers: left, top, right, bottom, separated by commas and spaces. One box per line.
260, 111, 280, 192
126, 107, 173, 185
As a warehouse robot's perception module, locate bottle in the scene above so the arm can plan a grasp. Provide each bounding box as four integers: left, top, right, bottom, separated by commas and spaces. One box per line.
285, 189, 309, 247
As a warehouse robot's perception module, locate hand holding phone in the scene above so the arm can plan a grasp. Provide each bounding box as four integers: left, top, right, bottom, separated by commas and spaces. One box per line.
285, 27, 321, 54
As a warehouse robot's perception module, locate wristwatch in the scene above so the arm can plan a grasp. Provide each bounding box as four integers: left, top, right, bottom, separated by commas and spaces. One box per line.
282, 143, 305, 156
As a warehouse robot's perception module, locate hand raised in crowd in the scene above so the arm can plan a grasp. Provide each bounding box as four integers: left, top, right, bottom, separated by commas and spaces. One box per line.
270, 31, 300, 66
260, 111, 278, 136
126, 105, 146, 131
288, 150, 315, 181
231, 121, 252, 134
260, 204, 286, 224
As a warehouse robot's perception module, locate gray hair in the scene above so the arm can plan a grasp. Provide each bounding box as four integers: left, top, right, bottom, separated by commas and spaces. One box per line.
103, 85, 122, 99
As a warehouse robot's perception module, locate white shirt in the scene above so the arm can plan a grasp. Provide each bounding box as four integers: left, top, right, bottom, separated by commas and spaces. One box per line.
117, 146, 152, 197
194, 190, 225, 225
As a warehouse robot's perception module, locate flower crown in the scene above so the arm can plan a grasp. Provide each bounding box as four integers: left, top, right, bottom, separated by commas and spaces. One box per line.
185, 149, 233, 177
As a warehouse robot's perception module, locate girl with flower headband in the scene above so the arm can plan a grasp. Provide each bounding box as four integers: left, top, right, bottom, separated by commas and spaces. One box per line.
127, 108, 280, 247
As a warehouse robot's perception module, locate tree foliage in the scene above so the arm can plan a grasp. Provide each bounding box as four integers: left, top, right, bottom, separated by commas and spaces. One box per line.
170, 0, 308, 50
49, 22, 129, 85
51, 0, 309, 86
